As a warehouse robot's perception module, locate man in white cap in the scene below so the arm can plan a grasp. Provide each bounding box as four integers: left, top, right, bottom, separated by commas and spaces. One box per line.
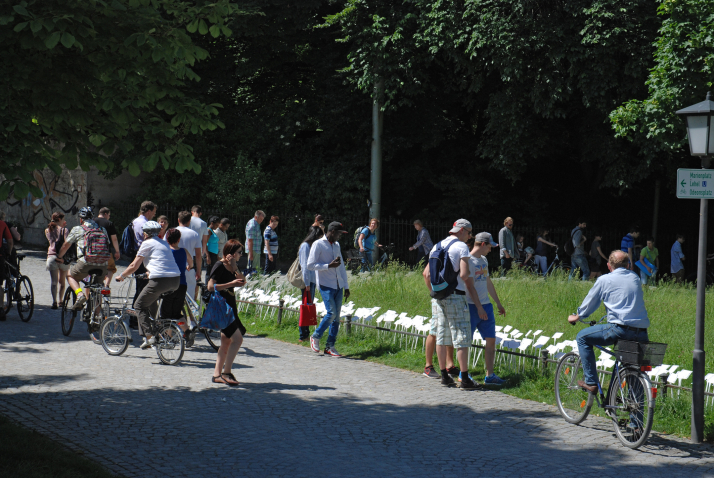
422, 218, 480, 389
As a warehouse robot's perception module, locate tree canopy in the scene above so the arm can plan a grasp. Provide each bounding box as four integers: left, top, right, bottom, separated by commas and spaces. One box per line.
0, 0, 242, 200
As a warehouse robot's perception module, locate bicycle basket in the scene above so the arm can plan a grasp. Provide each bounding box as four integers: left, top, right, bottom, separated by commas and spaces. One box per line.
615, 340, 667, 366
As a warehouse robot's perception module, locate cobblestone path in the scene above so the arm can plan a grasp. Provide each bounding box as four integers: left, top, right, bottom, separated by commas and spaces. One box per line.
1, 252, 714, 477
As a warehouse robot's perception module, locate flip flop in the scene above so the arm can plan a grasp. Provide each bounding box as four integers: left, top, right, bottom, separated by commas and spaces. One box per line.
212, 375, 226, 384
221, 372, 239, 386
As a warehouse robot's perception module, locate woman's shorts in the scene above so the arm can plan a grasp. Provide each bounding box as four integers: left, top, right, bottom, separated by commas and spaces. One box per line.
46, 256, 70, 272
222, 315, 246, 339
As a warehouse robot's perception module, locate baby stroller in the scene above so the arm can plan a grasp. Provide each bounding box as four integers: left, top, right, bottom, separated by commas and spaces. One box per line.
515, 247, 538, 274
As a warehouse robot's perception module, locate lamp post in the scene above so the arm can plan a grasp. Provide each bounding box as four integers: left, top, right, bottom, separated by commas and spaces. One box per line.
675, 91, 714, 443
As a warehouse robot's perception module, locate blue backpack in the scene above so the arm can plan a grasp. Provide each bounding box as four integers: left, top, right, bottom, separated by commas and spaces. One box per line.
429, 240, 459, 300
119, 223, 137, 258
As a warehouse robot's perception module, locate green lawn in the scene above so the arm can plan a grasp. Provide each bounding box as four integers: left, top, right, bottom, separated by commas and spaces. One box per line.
243, 264, 714, 440
0, 414, 119, 478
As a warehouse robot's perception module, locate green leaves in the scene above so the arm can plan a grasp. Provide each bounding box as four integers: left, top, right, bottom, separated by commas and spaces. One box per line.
60, 32, 75, 48
45, 31, 60, 49
0, 0, 245, 194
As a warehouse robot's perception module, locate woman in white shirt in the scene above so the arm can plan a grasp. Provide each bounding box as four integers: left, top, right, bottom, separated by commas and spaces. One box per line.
116, 221, 180, 348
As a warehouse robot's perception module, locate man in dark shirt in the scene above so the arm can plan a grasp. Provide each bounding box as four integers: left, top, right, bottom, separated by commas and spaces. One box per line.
95, 207, 121, 286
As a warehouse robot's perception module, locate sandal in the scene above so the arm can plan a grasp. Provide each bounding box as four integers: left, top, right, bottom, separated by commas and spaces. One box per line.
212, 375, 226, 384
221, 372, 239, 386
51, 303, 58, 310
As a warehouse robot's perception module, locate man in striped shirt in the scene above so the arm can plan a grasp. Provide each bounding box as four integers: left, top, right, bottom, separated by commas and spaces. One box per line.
263, 216, 279, 274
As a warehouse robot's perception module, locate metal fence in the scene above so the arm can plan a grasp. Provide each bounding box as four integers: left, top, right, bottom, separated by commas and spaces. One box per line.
106, 202, 692, 273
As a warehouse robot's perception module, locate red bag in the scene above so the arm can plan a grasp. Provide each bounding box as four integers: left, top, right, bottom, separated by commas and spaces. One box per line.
299, 290, 317, 327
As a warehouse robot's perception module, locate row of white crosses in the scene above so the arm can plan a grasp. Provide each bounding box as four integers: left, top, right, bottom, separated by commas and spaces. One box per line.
236, 283, 698, 393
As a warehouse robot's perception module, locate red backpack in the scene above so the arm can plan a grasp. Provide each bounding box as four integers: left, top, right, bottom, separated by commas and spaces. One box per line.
81, 223, 112, 264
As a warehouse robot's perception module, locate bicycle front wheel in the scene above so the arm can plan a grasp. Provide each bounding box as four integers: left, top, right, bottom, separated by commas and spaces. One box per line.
61, 289, 77, 336
16, 276, 34, 322
156, 322, 185, 365
555, 352, 593, 424
203, 328, 221, 351
609, 368, 654, 449
100, 316, 130, 356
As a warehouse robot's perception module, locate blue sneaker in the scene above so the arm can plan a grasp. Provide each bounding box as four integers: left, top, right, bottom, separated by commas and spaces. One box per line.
458, 371, 474, 382
484, 374, 507, 385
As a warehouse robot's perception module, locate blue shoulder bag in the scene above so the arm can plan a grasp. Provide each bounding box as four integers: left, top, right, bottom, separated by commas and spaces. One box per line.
202, 292, 235, 331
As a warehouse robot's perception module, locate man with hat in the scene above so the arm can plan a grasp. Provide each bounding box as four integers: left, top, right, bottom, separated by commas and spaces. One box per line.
468, 232, 507, 385
422, 219, 480, 389
307, 221, 351, 357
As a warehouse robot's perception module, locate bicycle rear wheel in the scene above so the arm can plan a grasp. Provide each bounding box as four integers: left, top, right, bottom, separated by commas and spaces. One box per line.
156, 322, 185, 365
16, 276, 33, 322
609, 368, 654, 449
100, 316, 130, 356
555, 352, 593, 424
203, 328, 221, 351
61, 289, 77, 336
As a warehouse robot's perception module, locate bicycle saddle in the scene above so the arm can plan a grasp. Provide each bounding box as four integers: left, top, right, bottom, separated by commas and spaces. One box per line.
159, 291, 174, 299
87, 269, 104, 276
16, 254, 25, 260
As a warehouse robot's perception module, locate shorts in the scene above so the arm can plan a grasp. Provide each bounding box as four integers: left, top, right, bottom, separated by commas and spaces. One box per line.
69, 261, 108, 282
107, 256, 117, 274
46, 256, 71, 272
468, 302, 496, 339
431, 295, 470, 349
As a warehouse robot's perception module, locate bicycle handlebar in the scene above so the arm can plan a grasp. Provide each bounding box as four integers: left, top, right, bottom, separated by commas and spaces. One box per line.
571, 315, 607, 327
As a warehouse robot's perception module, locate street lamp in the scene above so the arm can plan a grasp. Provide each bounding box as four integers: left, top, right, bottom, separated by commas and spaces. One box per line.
675, 91, 714, 443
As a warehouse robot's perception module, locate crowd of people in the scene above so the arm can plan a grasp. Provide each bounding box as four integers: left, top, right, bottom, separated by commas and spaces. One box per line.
0, 201, 691, 393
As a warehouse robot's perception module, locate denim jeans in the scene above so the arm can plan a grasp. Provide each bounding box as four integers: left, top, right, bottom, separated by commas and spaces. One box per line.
569, 254, 590, 281
361, 249, 374, 272
576, 323, 648, 386
299, 282, 316, 340
640, 269, 654, 285
534, 255, 548, 275
501, 257, 513, 275
312, 286, 343, 348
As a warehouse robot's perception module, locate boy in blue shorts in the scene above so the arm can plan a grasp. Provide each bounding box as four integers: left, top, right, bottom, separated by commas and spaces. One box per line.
467, 232, 507, 385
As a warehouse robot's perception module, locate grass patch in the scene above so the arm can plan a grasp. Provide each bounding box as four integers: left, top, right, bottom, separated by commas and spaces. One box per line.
242, 263, 714, 440
0, 414, 118, 478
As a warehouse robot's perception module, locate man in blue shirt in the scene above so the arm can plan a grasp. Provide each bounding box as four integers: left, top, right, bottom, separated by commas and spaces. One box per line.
358, 218, 382, 270
670, 234, 686, 283
620, 226, 640, 268
568, 250, 650, 393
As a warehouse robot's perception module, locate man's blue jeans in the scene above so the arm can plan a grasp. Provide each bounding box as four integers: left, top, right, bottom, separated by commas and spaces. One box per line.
360, 249, 374, 272
312, 286, 343, 348
576, 323, 648, 386
569, 254, 590, 281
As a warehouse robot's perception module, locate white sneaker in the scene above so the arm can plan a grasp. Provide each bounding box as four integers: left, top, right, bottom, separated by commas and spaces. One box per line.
72, 293, 87, 311
140, 336, 157, 350
324, 347, 342, 357
310, 337, 320, 353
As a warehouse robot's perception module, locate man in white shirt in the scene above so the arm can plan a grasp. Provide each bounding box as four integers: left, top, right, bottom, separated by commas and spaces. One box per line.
189, 205, 209, 272
307, 222, 350, 357
422, 219, 480, 389
177, 210, 202, 300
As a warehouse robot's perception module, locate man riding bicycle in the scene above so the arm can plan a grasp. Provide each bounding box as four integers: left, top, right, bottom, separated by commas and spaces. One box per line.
567, 250, 650, 393
57, 207, 111, 312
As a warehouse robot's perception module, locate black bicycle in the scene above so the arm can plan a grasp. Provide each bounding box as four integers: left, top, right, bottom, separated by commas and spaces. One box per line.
3, 254, 34, 322
60, 268, 110, 341
555, 316, 667, 449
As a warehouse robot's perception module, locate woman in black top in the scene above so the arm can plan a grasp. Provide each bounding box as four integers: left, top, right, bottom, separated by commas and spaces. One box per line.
208, 239, 247, 386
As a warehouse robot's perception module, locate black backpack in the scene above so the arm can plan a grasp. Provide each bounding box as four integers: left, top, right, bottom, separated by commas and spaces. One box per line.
563, 228, 580, 256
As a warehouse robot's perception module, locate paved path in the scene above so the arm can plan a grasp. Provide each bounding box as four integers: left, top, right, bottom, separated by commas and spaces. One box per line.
2, 252, 714, 477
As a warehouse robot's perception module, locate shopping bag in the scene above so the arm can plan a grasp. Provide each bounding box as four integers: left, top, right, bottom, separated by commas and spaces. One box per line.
201, 292, 235, 331
298, 290, 317, 327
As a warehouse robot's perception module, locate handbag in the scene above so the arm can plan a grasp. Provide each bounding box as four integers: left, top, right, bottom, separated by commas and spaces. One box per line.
201, 292, 235, 331
298, 289, 317, 327
287, 255, 305, 288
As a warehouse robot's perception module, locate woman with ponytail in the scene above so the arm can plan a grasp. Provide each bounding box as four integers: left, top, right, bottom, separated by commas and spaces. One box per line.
45, 212, 70, 309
